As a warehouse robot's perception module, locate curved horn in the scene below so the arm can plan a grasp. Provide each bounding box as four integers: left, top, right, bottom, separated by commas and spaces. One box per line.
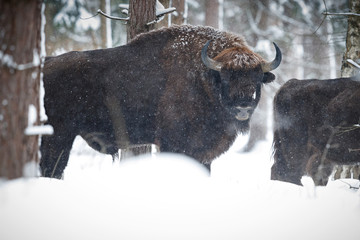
261, 42, 282, 72
201, 40, 223, 71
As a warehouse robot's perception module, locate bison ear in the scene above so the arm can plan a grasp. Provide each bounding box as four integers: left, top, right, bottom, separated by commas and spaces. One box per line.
262, 72, 275, 84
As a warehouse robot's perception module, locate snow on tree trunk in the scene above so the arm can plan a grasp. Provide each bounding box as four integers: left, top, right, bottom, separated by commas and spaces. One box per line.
0, 0, 42, 179
157, 0, 170, 28
341, 0, 360, 77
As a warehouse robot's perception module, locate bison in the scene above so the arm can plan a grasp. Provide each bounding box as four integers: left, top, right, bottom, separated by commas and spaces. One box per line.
271, 75, 360, 186
40, 25, 281, 178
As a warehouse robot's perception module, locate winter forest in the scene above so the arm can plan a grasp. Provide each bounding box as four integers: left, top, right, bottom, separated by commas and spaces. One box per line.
1, 0, 360, 239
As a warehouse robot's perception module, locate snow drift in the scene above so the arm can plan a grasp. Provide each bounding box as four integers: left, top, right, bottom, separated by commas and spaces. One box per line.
0, 137, 359, 240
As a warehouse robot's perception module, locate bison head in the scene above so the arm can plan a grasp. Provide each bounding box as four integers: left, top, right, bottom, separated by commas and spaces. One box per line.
201, 40, 281, 131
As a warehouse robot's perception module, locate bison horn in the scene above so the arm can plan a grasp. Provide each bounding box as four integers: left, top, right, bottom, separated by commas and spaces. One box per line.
201, 40, 223, 71
261, 42, 282, 73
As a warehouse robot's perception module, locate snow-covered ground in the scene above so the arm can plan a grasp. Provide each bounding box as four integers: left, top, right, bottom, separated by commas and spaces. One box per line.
1, 135, 359, 240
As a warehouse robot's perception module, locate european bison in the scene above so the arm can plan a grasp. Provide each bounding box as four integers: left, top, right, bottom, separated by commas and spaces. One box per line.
41, 25, 281, 178
271, 76, 360, 185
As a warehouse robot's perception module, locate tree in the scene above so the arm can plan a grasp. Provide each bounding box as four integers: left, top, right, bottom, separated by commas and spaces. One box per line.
127, 0, 157, 41
205, 0, 219, 28
100, 0, 112, 48
0, 0, 43, 179
334, 0, 360, 180
341, 0, 360, 77
172, 0, 186, 25
157, 0, 170, 28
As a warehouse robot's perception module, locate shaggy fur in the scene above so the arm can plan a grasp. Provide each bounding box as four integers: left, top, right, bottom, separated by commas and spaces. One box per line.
40, 25, 279, 178
271, 76, 360, 186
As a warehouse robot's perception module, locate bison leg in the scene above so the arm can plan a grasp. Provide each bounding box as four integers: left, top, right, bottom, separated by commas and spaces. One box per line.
40, 131, 76, 179
271, 131, 306, 185
306, 153, 333, 186
271, 156, 304, 186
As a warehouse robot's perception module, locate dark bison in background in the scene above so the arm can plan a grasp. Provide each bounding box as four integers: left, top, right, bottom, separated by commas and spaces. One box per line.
41, 25, 281, 178
272, 76, 360, 186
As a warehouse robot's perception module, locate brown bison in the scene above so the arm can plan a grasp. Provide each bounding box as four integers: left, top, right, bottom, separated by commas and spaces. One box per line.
271, 76, 360, 186
40, 25, 282, 178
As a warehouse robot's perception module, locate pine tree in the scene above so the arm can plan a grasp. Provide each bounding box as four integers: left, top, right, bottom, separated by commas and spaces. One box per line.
0, 0, 42, 179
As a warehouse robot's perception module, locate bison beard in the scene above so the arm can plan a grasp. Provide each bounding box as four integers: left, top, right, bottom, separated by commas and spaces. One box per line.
271, 76, 360, 186
40, 25, 281, 178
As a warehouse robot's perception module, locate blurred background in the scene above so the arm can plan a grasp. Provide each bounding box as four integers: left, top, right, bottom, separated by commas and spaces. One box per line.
44, 0, 349, 81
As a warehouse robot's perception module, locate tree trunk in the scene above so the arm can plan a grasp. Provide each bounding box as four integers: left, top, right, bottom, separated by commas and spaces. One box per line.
334, 0, 360, 181
100, 0, 112, 48
172, 0, 186, 25
0, 0, 42, 179
157, 0, 170, 28
341, 0, 360, 77
127, 0, 157, 42
205, 0, 219, 28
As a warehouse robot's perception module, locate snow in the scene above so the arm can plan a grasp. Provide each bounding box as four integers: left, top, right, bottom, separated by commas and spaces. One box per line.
347, 59, 360, 69
27, 104, 37, 127
0, 49, 40, 71
0, 135, 359, 240
24, 125, 54, 136
24, 104, 53, 136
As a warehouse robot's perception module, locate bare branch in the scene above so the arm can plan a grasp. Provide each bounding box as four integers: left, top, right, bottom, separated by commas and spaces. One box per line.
312, 15, 326, 35
85, 2, 176, 26
96, 9, 129, 21
156, 7, 176, 17
322, 12, 360, 17
80, 9, 129, 22
347, 59, 360, 69
338, 180, 360, 190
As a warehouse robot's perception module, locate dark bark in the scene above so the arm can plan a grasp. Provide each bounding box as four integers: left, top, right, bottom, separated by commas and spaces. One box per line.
0, 0, 42, 179
334, 0, 360, 180
172, 0, 186, 25
127, 0, 157, 42
341, 0, 360, 77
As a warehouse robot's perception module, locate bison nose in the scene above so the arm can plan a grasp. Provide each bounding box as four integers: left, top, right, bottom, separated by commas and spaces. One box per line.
235, 106, 252, 121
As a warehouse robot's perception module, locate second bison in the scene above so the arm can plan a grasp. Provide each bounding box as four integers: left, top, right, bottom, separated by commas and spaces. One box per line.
272, 76, 360, 185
